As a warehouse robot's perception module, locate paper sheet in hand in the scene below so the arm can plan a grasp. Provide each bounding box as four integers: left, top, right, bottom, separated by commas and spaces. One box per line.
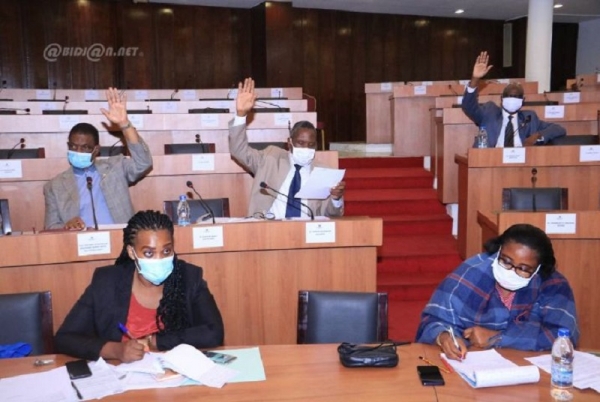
441, 349, 539, 388
294, 167, 345, 200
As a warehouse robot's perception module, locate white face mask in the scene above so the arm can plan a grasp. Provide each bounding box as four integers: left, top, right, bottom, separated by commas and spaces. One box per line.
492, 254, 540, 291
291, 146, 315, 167
502, 97, 523, 114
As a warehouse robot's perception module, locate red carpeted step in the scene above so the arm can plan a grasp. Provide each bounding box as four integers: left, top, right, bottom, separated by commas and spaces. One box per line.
345, 175, 432, 190
377, 272, 445, 301
346, 200, 445, 215
387, 300, 428, 342
345, 167, 430, 179
382, 214, 453, 236
344, 188, 438, 202
339, 157, 423, 169
379, 234, 459, 257
377, 253, 463, 275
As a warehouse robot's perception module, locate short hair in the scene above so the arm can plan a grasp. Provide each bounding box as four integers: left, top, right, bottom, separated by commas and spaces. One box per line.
502, 83, 524, 98
484, 223, 556, 279
69, 123, 99, 145
290, 120, 316, 139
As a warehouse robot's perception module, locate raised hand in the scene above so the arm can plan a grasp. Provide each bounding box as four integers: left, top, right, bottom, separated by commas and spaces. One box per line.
472, 51, 493, 79
101, 87, 129, 127
236, 78, 257, 117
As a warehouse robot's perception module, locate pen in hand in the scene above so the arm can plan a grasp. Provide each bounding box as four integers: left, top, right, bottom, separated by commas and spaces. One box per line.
71, 381, 83, 400
118, 323, 150, 352
448, 327, 464, 359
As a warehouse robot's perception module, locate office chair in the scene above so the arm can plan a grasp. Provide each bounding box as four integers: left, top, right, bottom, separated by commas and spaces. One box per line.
0, 199, 11, 235
163, 198, 230, 223
297, 290, 388, 344
502, 188, 568, 211
548, 135, 599, 146
164, 143, 216, 154
0, 291, 54, 355
0, 148, 45, 159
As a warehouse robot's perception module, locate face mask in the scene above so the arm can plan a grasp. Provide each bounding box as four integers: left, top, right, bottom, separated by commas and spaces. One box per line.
502, 97, 523, 114
492, 254, 539, 291
132, 250, 174, 285
67, 150, 94, 169
291, 146, 316, 167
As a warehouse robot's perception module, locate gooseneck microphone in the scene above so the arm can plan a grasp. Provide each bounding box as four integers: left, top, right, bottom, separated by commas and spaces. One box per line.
0, 108, 31, 114
186, 180, 215, 224
259, 181, 314, 220
531, 168, 538, 213
6, 138, 25, 159
255, 99, 283, 110
107, 139, 123, 157
448, 84, 459, 96
63, 96, 69, 112
86, 176, 99, 230
170, 89, 179, 100
514, 115, 532, 144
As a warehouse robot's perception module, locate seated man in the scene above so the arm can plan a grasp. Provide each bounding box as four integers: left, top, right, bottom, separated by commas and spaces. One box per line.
462, 51, 566, 147
44, 88, 152, 229
229, 78, 344, 219
416, 224, 579, 360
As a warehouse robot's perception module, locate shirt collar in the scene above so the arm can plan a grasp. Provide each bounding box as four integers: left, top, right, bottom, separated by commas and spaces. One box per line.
72, 163, 98, 176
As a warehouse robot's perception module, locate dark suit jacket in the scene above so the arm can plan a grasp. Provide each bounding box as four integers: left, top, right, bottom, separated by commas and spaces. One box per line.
461, 88, 566, 147
54, 259, 224, 361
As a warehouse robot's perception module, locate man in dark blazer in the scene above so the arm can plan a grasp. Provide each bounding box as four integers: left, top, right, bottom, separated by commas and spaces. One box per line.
44, 88, 152, 229
462, 51, 566, 148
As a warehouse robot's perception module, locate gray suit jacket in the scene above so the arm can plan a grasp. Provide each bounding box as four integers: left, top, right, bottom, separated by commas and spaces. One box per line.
43, 140, 153, 229
228, 121, 343, 217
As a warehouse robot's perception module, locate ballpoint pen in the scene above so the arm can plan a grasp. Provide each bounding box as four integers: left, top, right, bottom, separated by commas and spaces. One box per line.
71, 381, 83, 400
448, 327, 464, 358
118, 323, 136, 340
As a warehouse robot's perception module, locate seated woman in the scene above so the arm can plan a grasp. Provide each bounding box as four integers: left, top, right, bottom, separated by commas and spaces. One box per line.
416, 223, 579, 361
55, 210, 224, 362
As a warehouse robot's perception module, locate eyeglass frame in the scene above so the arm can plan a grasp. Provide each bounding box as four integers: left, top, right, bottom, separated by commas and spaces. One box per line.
496, 251, 540, 279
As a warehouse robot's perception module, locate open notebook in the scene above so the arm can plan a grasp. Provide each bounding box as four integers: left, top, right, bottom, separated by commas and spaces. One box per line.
441, 349, 540, 388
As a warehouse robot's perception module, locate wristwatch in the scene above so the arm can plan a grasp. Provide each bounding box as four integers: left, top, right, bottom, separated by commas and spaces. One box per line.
120, 121, 132, 130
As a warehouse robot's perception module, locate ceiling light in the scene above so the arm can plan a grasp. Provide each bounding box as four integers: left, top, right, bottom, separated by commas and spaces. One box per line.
455, 9, 464, 14
554, 4, 563, 8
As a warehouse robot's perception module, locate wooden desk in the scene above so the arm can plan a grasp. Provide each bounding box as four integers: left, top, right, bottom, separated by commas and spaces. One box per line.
0, 151, 338, 232
438, 103, 600, 204
477, 210, 600, 349
456, 147, 600, 260
0, 217, 382, 346
1, 343, 598, 401
365, 82, 404, 144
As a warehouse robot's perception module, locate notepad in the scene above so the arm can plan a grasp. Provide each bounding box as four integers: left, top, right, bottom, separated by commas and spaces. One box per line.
441, 349, 540, 388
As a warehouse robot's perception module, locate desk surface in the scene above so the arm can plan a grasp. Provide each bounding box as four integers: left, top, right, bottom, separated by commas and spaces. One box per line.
1, 343, 597, 401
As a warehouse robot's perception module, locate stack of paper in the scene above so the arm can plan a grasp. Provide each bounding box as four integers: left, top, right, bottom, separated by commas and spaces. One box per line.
441, 349, 540, 388
526, 351, 600, 393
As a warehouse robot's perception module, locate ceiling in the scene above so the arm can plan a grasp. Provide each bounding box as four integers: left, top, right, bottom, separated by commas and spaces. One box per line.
142, 0, 600, 23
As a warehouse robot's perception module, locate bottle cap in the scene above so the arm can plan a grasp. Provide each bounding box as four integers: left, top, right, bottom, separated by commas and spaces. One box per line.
557, 328, 570, 337
179, 195, 187, 201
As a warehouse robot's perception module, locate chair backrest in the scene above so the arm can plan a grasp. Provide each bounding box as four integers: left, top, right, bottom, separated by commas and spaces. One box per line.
0, 199, 12, 235
164, 143, 215, 154
0, 148, 45, 159
548, 135, 599, 146
297, 290, 388, 344
0, 291, 54, 355
163, 198, 230, 223
502, 187, 568, 211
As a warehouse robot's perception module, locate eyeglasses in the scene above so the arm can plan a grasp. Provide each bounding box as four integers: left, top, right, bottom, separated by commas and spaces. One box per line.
67, 141, 95, 153
497, 255, 538, 278
251, 212, 275, 220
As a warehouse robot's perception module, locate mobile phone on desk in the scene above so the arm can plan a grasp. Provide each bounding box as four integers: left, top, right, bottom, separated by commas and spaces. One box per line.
203, 351, 237, 364
417, 365, 445, 386
65, 359, 92, 380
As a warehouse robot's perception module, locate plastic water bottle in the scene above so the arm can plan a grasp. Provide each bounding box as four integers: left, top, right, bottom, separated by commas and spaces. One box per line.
476, 125, 488, 148
550, 328, 574, 401
176, 195, 191, 226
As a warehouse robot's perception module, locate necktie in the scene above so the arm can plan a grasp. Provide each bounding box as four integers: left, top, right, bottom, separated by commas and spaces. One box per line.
504, 115, 514, 148
285, 164, 302, 218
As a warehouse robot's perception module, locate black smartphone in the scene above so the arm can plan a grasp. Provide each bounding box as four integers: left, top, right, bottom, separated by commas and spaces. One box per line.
417, 365, 445, 386
203, 351, 237, 364
65, 359, 92, 380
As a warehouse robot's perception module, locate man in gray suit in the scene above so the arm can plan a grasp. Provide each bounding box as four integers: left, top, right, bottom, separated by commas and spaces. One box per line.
229, 78, 345, 219
44, 87, 152, 230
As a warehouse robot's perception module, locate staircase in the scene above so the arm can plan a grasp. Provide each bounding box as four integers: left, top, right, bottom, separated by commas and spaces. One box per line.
340, 157, 463, 341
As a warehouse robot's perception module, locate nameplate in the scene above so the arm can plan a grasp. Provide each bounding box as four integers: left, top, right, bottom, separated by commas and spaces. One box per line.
36, 90, 52, 100
77, 231, 111, 256
459, 80, 470, 86
161, 102, 178, 113
544, 105, 564, 119
456, 96, 463, 105
562, 92, 580, 104
192, 154, 215, 171
380, 82, 393, 91
545, 213, 576, 235
502, 148, 526, 164
413, 85, 427, 96
181, 90, 196, 101
134, 90, 148, 101
305, 222, 336, 243
59, 115, 81, 130
84, 90, 100, 100
497, 79, 510, 84
128, 114, 144, 128
193, 226, 224, 249
422, 81, 433, 86
579, 145, 600, 162
274, 113, 292, 126
0, 160, 22, 179
271, 88, 283, 98
200, 114, 219, 128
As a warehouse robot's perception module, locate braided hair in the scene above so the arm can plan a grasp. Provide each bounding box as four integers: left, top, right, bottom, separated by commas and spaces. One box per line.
116, 210, 189, 333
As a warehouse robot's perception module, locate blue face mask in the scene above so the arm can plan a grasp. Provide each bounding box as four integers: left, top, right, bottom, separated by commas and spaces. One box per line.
132, 250, 175, 285
67, 150, 94, 169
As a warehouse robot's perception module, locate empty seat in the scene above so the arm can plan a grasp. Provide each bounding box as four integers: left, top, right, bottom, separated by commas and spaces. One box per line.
163, 198, 230, 223
502, 188, 568, 211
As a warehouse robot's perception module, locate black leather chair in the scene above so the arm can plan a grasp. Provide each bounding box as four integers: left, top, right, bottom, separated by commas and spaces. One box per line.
0, 291, 54, 355
163, 198, 230, 223
0, 199, 11, 235
0, 148, 45, 159
297, 290, 388, 344
164, 143, 216, 154
502, 188, 568, 211
548, 135, 599, 146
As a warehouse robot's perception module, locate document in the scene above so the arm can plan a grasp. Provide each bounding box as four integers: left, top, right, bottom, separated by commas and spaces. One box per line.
441, 349, 540, 388
295, 167, 346, 200
526, 351, 600, 392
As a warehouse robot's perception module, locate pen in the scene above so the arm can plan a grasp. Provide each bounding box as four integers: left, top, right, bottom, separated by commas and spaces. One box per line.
118, 323, 136, 340
71, 381, 83, 400
448, 327, 464, 359
419, 356, 451, 374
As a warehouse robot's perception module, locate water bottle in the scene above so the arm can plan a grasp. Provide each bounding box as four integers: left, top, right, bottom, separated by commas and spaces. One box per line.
475, 125, 488, 148
176, 195, 191, 226
550, 328, 574, 401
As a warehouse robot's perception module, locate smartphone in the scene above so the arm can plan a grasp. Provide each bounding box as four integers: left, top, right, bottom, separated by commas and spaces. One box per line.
417, 365, 445, 386
203, 351, 237, 364
65, 359, 92, 380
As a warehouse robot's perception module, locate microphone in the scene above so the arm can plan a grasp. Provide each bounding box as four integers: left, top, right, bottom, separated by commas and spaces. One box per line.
107, 138, 123, 156
255, 99, 283, 110
513, 115, 532, 144
170, 89, 179, 100
52, 82, 57, 101
6, 138, 25, 159
448, 84, 458, 96
0, 108, 30, 114
0, 80, 6, 95
63, 95, 69, 112
195, 134, 202, 144
531, 168, 538, 213
86, 176, 99, 230
186, 180, 215, 224
259, 181, 314, 220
